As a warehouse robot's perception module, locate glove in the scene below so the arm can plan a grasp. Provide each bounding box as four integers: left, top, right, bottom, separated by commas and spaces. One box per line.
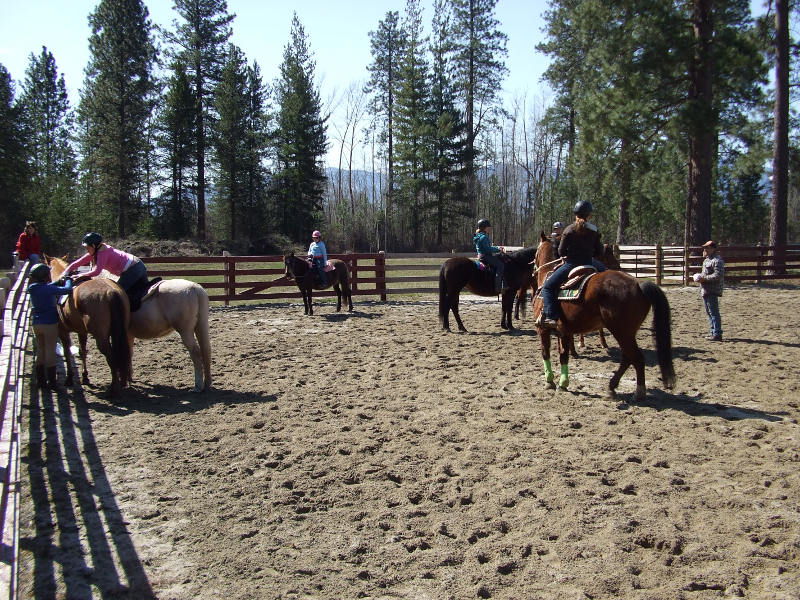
692, 273, 701, 282
64, 276, 73, 285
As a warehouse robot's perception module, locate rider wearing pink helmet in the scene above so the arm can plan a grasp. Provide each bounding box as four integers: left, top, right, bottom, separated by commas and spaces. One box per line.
307, 230, 328, 286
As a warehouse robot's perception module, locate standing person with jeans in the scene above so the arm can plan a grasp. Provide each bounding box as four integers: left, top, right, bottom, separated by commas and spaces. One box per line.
27, 263, 73, 389
537, 200, 605, 329
694, 240, 724, 341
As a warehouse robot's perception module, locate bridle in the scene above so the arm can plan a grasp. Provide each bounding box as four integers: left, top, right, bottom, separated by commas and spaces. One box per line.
530, 243, 562, 274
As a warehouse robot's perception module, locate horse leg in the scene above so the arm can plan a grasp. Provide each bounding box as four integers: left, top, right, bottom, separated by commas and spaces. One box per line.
569, 335, 579, 358
94, 335, 121, 395
557, 335, 570, 390
58, 328, 76, 386
451, 292, 467, 332
178, 328, 206, 392
78, 332, 90, 385
540, 330, 556, 389
501, 290, 515, 331
305, 289, 313, 315
609, 335, 646, 401
598, 328, 609, 349
335, 283, 342, 312
577, 333, 585, 350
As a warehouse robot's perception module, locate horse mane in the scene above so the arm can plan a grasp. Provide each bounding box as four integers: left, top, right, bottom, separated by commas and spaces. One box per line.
505, 246, 537, 266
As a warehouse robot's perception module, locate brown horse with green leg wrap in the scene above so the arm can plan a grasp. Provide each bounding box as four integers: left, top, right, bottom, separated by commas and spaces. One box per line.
531, 233, 675, 401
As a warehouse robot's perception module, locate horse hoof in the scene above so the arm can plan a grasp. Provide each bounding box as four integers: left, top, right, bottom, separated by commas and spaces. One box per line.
82, 375, 90, 385
546, 381, 556, 390
634, 386, 647, 401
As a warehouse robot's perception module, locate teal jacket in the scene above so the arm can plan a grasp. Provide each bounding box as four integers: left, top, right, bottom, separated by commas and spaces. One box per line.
474, 232, 501, 258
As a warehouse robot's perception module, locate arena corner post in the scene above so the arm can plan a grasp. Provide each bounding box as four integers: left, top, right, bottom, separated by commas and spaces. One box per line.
376, 251, 387, 302
655, 244, 663, 286
223, 251, 235, 306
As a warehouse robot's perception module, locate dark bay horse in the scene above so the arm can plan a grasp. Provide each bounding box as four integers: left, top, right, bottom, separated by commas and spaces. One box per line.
439, 246, 537, 332
284, 252, 353, 315
46, 255, 132, 395
531, 234, 675, 400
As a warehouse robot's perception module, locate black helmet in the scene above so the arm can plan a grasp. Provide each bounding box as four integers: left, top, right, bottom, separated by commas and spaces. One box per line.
82, 232, 103, 247
30, 263, 51, 282
573, 200, 593, 219
477, 218, 492, 229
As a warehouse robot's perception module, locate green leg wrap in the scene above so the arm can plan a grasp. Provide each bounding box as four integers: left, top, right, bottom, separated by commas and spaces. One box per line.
543, 359, 554, 384
559, 364, 569, 389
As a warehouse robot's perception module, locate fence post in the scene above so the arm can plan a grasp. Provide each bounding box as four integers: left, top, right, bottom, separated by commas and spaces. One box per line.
756, 243, 762, 284
350, 254, 358, 293
376, 251, 386, 302
224, 252, 235, 306
655, 244, 663, 286
683, 245, 690, 286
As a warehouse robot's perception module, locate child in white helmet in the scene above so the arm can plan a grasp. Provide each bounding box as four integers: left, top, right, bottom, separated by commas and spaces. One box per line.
307, 230, 328, 286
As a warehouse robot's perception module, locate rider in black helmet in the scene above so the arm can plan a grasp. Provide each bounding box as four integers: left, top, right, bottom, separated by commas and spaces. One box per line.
537, 200, 605, 329
474, 218, 505, 293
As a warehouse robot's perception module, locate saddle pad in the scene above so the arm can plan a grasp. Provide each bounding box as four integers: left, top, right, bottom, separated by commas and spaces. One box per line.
558, 273, 596, 301
472, 259, 486, 271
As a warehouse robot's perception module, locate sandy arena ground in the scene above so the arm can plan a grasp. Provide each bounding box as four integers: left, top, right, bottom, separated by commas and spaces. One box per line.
16, 284, 800, 599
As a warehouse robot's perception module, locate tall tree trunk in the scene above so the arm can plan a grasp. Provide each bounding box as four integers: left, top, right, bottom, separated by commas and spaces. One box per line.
686, 0, 714, 247
196, 70, 206, 239
616, 137, 631, 244
769, 0, 789, 274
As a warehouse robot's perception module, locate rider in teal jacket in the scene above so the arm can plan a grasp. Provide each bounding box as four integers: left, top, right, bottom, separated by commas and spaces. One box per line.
474, 219, 505, 292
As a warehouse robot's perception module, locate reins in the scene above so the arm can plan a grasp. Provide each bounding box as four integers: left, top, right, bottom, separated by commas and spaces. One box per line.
531, 256, 562, 274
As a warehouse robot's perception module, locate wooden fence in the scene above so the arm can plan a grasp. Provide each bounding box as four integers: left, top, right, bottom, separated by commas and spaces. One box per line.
0, 263, 32, 600
141, 244, 800, 305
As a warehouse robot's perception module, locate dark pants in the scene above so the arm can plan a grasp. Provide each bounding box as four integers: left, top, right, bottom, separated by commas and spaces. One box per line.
482, 254, 505, 291
117, 260, 148, 293
312, 257, 327, 286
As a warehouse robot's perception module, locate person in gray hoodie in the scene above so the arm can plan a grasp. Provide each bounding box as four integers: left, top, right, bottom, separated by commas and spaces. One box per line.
694, 240, 724, 341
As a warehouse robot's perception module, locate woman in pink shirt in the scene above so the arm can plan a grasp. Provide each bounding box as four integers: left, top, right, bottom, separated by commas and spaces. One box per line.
63, 232, 149, 294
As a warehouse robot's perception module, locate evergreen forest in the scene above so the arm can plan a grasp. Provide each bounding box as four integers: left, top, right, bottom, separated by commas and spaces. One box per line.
1, 0, 799, 262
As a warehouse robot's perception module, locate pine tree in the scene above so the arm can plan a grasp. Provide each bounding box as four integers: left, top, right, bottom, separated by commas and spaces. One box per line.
449, 0, 508, 210
212, 44, 248, 240
157, 58, 196, 238
78, 0, 157, 237
0, 65, 28, 255
272, 13, 328, 242
166, 0, 234, 239
19, 47, 77, 244
430, 0, 469, 247
393, 0, 434, 249
365, 11, 406, 250
240, 62, 271, 241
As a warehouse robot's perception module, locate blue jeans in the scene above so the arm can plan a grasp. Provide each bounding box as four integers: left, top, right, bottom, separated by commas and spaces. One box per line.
312, 257, 327, 286
28, 253, 42, 265
703, 294, 722, 338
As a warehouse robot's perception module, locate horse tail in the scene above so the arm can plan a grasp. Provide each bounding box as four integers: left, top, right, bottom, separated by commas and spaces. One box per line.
639, 281, 676, 389
109, 291, 132, 387
438, 265, 449, 326
195, 285, 212, 389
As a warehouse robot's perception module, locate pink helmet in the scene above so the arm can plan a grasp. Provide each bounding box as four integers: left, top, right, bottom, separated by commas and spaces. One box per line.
312, 230, 321, 238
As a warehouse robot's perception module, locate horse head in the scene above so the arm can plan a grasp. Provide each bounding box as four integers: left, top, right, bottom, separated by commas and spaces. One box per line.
283, 252, 297, 281
44, 254, 70, 281
534, 232, 557, 288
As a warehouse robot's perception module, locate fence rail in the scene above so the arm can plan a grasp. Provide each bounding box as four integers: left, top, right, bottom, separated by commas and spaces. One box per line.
0, 263, 32, 600
140, 244, 800, 305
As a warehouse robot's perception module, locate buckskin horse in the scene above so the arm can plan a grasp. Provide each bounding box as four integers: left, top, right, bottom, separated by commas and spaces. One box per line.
439, 246, 537, 332
45, 255, 132, 395
49, 255, 212, 393
284, 252, 353, 315
531, 233, 675, 400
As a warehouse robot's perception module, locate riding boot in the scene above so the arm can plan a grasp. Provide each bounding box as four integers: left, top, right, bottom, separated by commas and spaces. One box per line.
46, 366, 59, 390
35, 365, 47, 389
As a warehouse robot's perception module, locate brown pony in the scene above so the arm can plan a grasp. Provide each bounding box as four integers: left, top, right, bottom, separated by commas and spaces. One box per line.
284, 252, 353, 315
439, 246, 538, 332
531, 234, 675, 400
46, 255, 132, 395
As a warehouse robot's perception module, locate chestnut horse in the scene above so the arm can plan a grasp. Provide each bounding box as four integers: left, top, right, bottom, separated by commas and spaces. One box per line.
531, 234, 675, 400
45, 255, 132, 395
284, 252, 353, 315
439, 246, 537, 332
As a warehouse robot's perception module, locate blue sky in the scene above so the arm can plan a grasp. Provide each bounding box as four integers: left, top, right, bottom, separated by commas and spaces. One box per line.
0, 0, 553, 166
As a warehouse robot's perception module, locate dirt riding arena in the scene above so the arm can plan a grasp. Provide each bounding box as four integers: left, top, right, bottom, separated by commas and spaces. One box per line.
17, 284, 800, 599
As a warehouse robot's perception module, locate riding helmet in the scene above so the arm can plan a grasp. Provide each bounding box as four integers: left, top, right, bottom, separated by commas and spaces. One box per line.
30, 263, 51, 282
312, 230, 321, 238
477, 218, 491, 229
82, 232, 103, 247
552, 221, 564, 230
573, 200, 593, 219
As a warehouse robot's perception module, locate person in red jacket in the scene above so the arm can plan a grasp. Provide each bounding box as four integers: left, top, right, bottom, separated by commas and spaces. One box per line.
15, 221, 42, 264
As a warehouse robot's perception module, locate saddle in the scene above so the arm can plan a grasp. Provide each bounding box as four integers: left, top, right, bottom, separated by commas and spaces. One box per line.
557, 266, 597, 301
